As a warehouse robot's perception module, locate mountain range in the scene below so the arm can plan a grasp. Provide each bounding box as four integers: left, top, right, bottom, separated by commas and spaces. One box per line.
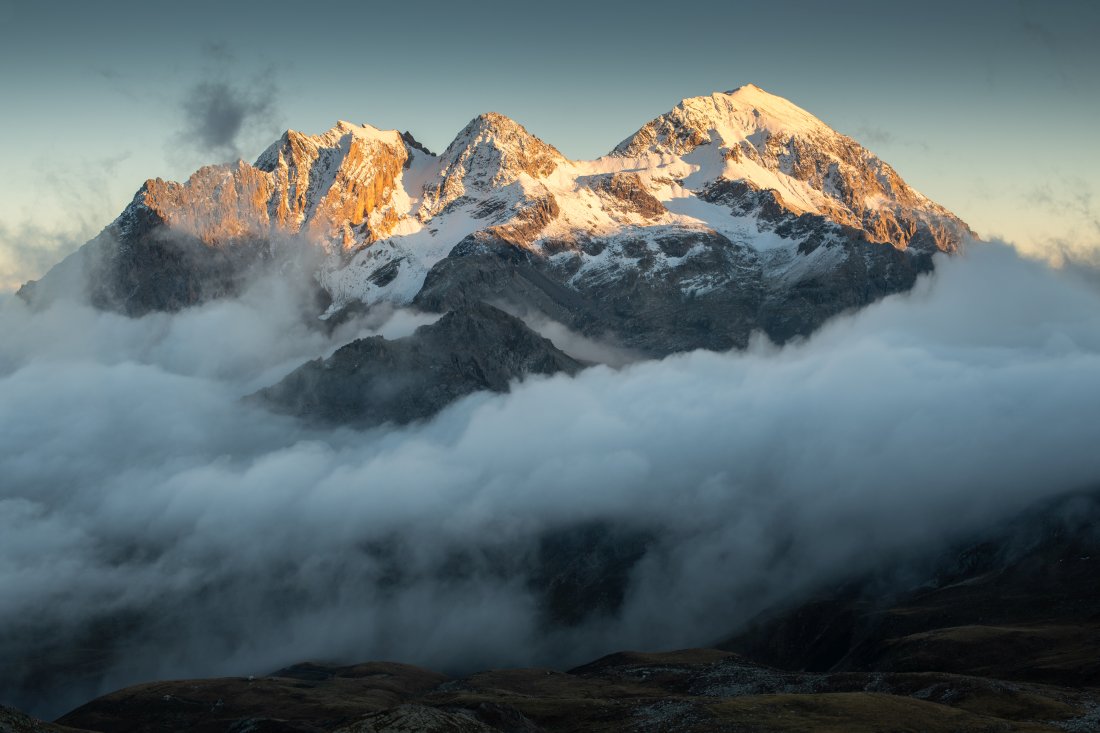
19, 84, 973, 425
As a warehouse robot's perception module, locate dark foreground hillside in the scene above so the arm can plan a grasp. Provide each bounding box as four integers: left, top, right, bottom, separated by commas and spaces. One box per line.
5, 490, 1100, 733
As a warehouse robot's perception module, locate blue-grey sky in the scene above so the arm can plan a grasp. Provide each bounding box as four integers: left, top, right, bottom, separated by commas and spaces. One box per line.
1, 0, 1098, 288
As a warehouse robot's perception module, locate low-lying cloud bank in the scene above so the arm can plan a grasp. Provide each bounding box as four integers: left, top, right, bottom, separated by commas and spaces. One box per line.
2, 242, 1099, 717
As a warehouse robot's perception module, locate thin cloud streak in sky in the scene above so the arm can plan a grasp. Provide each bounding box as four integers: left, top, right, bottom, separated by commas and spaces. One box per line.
0, 152, 131, 291
0, 222, 87, 292
1, 243, 1099, 718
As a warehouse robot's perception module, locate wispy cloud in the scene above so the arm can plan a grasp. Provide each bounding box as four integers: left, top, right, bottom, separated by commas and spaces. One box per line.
2, 243, 1100, 718
1014, 0, 1098, 90
1025, 179, 1100, 240
852, 124, 929, 153
175, 43, 282, 162
0, 152, 131, 291
0, 223, 85, 292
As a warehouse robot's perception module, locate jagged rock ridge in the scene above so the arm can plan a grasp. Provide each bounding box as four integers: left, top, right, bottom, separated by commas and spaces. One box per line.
253, 302, 582, 427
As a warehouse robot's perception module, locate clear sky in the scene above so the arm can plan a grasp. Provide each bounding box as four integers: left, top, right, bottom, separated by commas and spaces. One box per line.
1, 0, 1097, 289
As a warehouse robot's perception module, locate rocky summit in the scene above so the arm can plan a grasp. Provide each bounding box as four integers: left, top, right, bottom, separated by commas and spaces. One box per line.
253, 301, 583, 427
19, 84, 974, 423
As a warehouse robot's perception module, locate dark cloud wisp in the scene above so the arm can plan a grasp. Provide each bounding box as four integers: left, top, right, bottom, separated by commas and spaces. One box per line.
180, 80, 275, 159
176, 47, 280, 161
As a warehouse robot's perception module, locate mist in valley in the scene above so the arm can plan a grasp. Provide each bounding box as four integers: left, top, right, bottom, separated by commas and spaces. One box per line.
2, 242, 1100, 718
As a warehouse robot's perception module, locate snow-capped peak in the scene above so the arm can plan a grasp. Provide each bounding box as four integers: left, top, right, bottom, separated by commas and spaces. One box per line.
613, 84, 830, 157
254, 121, 405, 172
438, 113, 564, 179
420, 112, 565, 218
603, 84, 971, 249
722, 84, 832, 134
318, 120, 403, 146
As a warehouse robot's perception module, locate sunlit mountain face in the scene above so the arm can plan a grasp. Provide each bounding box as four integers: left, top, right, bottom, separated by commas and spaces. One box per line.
22, 86, 968, 347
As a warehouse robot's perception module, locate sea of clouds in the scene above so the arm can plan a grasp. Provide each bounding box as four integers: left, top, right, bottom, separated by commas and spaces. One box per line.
2, 241, 1099, 717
